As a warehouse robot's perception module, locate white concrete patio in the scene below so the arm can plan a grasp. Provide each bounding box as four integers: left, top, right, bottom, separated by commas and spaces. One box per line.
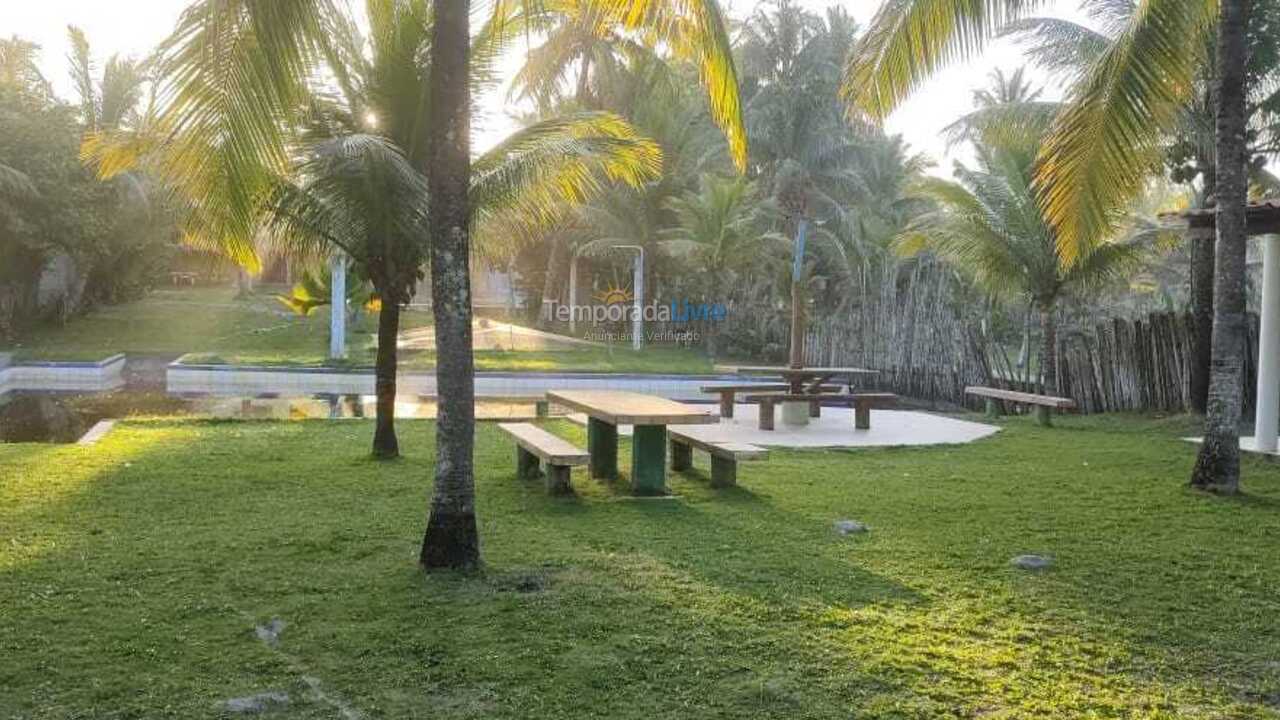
570, 404, 999, 448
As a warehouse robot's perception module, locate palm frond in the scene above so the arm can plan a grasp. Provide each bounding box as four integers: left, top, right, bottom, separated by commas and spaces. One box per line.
998, 17, 1113, 78
1037, 0, 1216, 265
840, 0, 1051, 123
470, 111, 662, 231
66, 25, 99, 129
582, 0, 747, 171
127, 0, 339, 270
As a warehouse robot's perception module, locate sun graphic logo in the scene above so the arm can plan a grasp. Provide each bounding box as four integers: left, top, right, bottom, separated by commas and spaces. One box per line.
593, 283, 634, 305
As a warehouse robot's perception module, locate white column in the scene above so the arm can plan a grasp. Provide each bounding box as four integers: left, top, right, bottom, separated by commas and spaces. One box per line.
1256, 236, 1280, 451
329, 253, 347, 360
632, 249, 644, 351
568, 253, 579, 335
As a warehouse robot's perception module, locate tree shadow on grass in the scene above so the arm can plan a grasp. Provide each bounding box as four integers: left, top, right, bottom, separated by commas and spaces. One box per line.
6, 418, 1280, 718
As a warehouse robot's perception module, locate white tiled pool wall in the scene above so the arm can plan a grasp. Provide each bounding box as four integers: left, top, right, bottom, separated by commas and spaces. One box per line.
0, 354, 126, 397
169, 357, 759, 402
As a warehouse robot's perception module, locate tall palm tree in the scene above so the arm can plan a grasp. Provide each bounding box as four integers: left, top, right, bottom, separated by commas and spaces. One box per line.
1001, 0, 1280, 415
738, 1, 875, 366
66, 26, 148, 136
79, 0, 746, 567
896, 99, 1145, 400
1192, 0, 1254, 493
842, 0, 1255, 491
422, 0, 746, 568
86, 1, 660, 463
660, 174, 780, 357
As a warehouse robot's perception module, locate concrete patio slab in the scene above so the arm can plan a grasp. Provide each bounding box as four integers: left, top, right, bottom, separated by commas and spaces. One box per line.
681, 405, 999, 448
569, 405, 998, 448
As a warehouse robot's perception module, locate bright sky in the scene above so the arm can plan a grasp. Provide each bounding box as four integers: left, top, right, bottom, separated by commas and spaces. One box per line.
0, 0, 1089, 171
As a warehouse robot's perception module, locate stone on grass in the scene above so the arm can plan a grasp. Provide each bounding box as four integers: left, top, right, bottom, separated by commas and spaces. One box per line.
1010, 554, 1053, 571
223, 690, 290, 713
254, 618, 286, 647
833, 519, 869, 535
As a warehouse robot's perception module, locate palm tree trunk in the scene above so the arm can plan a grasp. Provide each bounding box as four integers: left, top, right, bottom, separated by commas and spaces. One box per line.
372, 299, 401, 459
538, 237, 564, 329
1038, 303, 1057, 395
420, 0, 480, 570
1191, 0, 1252, 495
1189, 155, 1217, 414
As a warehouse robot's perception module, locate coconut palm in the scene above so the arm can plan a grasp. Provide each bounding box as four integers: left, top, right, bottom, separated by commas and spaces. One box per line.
842, 0, 1254, 491
0, 36, 52, 98
660, 174, 781, 357
81, 0, 744, 568
66, 26, 149, 135
1001, 0, 1280, 415
895, 101, 1146, 399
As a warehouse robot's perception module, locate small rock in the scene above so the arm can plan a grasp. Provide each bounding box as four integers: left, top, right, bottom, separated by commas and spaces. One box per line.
833, 519, 869, 535
223, 690, 290, 713
1010, 554, 1053, 571
254, 618, 286, 647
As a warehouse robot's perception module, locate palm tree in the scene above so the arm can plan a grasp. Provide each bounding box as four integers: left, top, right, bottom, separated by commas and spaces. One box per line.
1001, 0, 1280, 415
66, 26, 148, 136
660, 174, 780, 357
85, 1, 659, 463
842, 0, 1254, 490
738, 2, 868, 366
422, 0, 746, 567
80, 0, 745, 567
896, 97, 1145, 402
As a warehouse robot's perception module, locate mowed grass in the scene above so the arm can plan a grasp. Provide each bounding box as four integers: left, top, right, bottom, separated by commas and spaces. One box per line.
2, 414, 1278, 718
8, 287, 713, 374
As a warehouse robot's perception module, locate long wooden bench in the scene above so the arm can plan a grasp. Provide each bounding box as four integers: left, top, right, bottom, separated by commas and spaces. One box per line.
964, 386, 1075, 426
497, 422, 588, 494
669, 429, 768, 488
701, 384, 842, 419
745, 392, 897, 430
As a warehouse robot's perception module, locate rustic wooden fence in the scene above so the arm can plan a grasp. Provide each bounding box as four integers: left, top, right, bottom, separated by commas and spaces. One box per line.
806, 309, 1261, 415
1056, 312, 1259, 415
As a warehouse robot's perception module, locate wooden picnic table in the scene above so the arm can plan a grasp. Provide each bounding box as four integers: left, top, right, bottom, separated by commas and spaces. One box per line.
726, 365, 878, 395
546, 390, 714, 495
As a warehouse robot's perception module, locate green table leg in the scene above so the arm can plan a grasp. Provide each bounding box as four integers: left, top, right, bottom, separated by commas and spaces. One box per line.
630, 425, 668, 496
587, 417, 618, 480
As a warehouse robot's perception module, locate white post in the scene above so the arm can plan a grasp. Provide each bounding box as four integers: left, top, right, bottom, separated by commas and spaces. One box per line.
329, 253, 347, 360
632, 248, 644, 351
568, 251, 579, 334
1255, 236, 1280, 451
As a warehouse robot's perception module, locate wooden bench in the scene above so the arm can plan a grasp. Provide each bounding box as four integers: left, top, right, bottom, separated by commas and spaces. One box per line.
497, 422, 588, 494
669, 429, 768, 488
745, 392, 897, 430
965, 386, 1075, 426
701, 384, 841, 419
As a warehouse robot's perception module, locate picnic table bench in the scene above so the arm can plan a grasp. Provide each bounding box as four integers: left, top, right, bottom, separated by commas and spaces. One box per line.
668, 428, 767, 488
700, 383, 842, 419
546, 390, 714, 495
745, 392, 898, 430
498, 422, 588, 495
965, 386, 1075, 426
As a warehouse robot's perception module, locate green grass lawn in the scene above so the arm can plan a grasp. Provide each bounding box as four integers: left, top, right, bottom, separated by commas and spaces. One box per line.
2, 413, 1278, 718
8, 287, 714, 374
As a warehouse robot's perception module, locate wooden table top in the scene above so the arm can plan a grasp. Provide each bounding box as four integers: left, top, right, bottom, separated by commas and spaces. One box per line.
546, 390, 716, 426
726, 365, 879, 377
